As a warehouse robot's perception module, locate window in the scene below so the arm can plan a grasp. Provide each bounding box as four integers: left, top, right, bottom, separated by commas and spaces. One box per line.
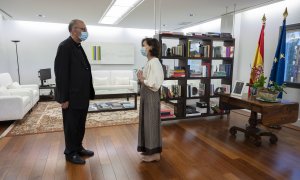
284, 23, 300, 88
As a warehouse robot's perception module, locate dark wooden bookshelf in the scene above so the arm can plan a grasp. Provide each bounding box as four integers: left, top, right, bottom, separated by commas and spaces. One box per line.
155, 34, 235, 121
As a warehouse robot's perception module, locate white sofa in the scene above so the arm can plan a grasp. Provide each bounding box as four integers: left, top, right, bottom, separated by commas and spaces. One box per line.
92, 70, 138, 93
0, 73, 39, 121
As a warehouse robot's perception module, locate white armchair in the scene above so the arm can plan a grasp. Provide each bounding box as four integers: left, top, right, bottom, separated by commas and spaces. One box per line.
0, 73, 40, 121
0, 73, 39, 106
0, 87, 32, 121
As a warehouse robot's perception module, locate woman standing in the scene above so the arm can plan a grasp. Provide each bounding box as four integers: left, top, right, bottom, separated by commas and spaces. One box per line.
137, 38, 164, 162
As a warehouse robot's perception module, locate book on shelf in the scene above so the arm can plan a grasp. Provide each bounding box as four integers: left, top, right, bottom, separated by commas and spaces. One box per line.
213, 46, 234, 58
123, 103, 135, 109
96, 103, 111, 110
199, 83, 206, 96
160, 31, 184, 35
161, 114, 176, 119
206, 32, 221, 37
160, 109, 175, 119
170, 44, 185, 57
105, 102, 123, 109
88, 103, 98, 111
168, 66, 186, 78
186, 32, 207, 37
221, 84, 231, 94
210, 84, 215, 96
202, 62, 210, 77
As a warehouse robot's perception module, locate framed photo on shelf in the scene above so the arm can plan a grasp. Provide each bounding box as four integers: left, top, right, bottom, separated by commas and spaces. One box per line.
231, 81, 246, 96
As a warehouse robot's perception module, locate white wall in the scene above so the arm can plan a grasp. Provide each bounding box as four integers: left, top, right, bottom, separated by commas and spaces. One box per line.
235, 0, 300, 119
0, 18, 9, 73
0, 20, 154, 84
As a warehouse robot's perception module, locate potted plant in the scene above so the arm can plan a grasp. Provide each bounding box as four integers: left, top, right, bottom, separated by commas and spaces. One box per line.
252, 74, 287, 102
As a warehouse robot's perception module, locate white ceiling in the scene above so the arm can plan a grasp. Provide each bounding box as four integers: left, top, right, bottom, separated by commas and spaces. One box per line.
0, 0, 282, 30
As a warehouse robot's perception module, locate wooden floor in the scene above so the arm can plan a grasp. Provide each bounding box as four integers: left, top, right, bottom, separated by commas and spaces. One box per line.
0, 111, 300, 180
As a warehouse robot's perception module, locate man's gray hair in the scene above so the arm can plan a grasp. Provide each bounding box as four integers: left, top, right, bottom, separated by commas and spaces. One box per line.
68, 19, 83, 32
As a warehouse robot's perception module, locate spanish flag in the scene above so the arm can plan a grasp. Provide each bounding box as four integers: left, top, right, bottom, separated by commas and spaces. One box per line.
249, 14, 266, 95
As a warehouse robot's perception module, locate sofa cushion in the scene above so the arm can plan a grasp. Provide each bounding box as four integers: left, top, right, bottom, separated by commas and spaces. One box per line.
0, 73, 14, 88
94, 77, 109, 86
7, 82, 21, 89
110, 70, 134, 84
0, 86, 10, 96
115, 77, 130, 85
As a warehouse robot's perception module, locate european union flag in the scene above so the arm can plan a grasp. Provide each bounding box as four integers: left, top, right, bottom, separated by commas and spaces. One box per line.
268, 18, 287, 98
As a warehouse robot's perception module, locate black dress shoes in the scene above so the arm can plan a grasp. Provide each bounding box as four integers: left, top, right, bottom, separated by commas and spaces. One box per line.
65, 154, 86, 164
79, 149, 94, 157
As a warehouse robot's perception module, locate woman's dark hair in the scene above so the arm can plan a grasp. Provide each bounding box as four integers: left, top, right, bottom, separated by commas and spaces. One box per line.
141, 38, 160, 57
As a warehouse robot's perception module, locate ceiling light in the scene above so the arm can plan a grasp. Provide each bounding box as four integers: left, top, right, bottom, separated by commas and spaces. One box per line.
37, 14, 46, 18
99, 0, 144, 25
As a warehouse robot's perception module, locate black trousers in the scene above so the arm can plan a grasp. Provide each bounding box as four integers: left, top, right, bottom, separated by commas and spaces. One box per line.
62, 107, 88, 156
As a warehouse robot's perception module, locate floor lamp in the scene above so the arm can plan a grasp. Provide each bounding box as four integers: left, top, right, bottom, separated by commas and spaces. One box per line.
11, 40, 21, 84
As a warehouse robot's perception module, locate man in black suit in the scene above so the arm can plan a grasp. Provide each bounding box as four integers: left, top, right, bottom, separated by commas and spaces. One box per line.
54, 19, 95, 164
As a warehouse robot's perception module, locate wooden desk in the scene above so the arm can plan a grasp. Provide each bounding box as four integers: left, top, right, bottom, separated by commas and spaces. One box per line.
219, 94, 299, 146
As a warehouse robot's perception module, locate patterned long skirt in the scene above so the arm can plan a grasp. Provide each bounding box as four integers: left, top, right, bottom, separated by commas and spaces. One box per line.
137, 84, 162, 155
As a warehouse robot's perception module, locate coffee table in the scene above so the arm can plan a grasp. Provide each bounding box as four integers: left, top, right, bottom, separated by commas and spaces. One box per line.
88, 89, 137, 113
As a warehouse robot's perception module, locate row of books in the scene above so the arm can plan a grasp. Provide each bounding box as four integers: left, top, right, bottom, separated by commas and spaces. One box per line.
187, 41, 211, 58
211, 64, 232, 77
163, 66, 186, 78
161, 85, 182, 99
160, 31, 184, 35
213, 46, 234, 58
160, 109, 176, 119
88, 102, 134, 111
170, 44, 185, 57
187, 83, 205, 97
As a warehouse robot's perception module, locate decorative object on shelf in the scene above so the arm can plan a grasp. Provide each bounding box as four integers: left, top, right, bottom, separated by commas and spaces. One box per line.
162, 43, 167, 56
167, 48, 171, 56
214, 87, 225, 94
221, 84, 231, 93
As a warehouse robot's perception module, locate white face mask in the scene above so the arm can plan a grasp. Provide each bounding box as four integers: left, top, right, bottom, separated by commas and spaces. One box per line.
79, 31, 88, 41
140, 47, 147, 56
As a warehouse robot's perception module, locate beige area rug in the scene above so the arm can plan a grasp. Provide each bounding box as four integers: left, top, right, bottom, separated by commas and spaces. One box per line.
6, 98, 174, 137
